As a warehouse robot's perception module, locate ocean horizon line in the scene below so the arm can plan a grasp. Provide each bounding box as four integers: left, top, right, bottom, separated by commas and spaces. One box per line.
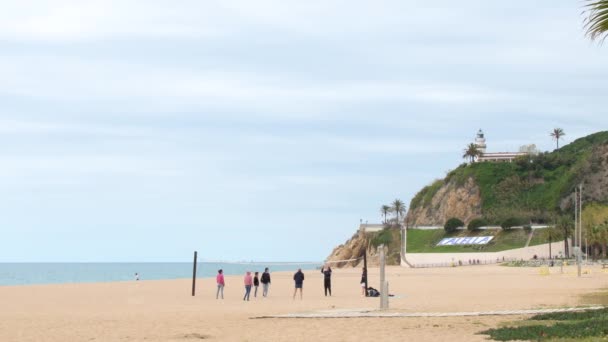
0, 261, 323, 286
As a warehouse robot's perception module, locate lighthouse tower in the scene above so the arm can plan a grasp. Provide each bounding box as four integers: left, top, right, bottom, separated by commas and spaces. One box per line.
475, 129, 487, 154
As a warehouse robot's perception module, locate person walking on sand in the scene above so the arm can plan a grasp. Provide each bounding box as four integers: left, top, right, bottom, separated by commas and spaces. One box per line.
293, 268, 304, 300
216, 269, 225, 299
360, 267, 367, 296
243, 271, 253, 301
253, 271, 260, 297
321, 265, 332, 296
261, 267, 271, 297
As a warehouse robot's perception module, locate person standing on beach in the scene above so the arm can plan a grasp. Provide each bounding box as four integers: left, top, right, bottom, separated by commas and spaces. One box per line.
134, 273, 139, 281
293, 268, 304, 300
216, 269, 225, 299
360, 267, 367, 296
253, 272, 260, 297
261, 268, 271, 297
243, 271, 253, 301
321, 265, 332, 296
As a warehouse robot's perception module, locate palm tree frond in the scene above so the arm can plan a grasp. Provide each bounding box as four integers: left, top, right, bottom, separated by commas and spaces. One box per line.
583, 0, 608, 43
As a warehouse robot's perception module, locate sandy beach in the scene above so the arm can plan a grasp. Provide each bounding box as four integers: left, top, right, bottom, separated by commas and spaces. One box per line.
1, 265, 607, 342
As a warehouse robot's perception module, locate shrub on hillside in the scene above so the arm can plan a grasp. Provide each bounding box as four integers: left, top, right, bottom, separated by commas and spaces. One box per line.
371, 228, 393, 247
444, 218, 464, 233
501, 217, 526, 230
467, 218, 487, 231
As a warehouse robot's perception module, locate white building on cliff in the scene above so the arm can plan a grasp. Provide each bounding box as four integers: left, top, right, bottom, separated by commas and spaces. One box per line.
474, 129, 527, 162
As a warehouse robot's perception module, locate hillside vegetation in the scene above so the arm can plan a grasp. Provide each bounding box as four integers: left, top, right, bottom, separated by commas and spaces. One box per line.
408, 131, 608, 225
406, 228, 558, 253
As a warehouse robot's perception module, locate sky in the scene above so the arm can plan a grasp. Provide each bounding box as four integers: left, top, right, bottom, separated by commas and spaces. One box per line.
1, 0, 607, 262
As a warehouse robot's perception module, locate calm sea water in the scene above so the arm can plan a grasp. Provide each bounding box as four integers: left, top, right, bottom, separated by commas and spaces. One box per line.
0, 262, 321, 286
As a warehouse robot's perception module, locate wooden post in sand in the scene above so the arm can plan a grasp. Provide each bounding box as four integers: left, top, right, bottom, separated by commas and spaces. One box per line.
379, 244, 388, 310
363, 251, 368, 296
192, 251, 197, 296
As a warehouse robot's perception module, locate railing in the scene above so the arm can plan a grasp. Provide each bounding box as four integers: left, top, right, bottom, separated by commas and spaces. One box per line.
411, 257, 518, 268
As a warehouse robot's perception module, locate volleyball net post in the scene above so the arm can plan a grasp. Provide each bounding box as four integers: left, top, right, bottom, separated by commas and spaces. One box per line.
192, 251, 197, 296
379, 244, 388, 310
363, 251, 368, 297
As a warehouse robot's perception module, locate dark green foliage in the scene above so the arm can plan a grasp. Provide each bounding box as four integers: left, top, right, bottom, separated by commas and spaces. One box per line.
479, 307, 608, 341
467, 218, 487, 231
584, 0, 608, 42
444, 218, 464, 233
531, 307, 608, 321
371, 228, 401, 265
501, 217, 526, 230
371, 227, 393, 247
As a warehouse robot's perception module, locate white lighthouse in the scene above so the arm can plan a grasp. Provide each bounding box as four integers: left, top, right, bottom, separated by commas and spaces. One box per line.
475, 129, 487, 154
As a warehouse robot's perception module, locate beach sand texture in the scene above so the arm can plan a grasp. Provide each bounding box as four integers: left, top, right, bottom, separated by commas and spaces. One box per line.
1, 265, 607, 342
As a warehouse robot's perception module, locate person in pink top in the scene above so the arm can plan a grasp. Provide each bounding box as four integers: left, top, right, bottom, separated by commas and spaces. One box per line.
216, 269, 225, 299
243, 271, 253, 301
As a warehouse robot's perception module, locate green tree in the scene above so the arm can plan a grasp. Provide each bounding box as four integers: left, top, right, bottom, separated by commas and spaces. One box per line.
467, 218, 487, 231
501, 217, 526, 230
550, 128, 566, 149
555, 215, 574, 258
444, 217, 464, 233
582, 203, 608, 259
391, 199, 406, 225
380, 205, 391, 224
583, 0, 608, 42
462, 143, 482, 163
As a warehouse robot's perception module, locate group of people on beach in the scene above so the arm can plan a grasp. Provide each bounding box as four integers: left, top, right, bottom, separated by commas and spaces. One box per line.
216, 267, 272, 300
215, 265, 369, 300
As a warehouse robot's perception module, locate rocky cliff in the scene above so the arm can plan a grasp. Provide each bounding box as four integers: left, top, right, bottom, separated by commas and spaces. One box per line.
326, 228, 401, 267
406, 177, 482, 226
325, 230, 370, 267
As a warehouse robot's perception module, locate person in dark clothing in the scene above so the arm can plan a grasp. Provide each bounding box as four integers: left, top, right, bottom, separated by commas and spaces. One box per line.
293, 268, 305, 300
253, 271, 260, 297
321, 265, 332, 296
360, 267, 367, 296
261, 267, 271, 297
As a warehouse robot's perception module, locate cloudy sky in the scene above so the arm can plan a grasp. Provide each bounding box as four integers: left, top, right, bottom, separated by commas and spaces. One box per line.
1, 0, 607, 262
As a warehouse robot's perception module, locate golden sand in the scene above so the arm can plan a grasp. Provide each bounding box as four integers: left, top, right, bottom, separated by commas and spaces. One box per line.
1, 265, 606, 341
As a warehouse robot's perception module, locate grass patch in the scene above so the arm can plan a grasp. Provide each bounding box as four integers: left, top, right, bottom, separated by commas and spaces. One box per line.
528, 228, 557, 247
480, 317, 608, 341
406, 229, 560, 253
479, 295, 608, 341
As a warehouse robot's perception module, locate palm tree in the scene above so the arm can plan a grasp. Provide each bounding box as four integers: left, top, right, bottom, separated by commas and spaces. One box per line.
380, 205, 391, 224
391, 199, 406, 225
586, 224, 604, 259
550, 128, 565, 149
583, 0, 608, 43
462, 143, 481, 163
556, 215, 574, 258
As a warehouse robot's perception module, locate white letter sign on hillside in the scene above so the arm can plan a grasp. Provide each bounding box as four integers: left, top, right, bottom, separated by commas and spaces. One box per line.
436, 236, 493, 246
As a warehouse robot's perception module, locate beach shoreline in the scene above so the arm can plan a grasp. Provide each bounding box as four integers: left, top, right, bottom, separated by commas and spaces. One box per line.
1, 265, 606, 341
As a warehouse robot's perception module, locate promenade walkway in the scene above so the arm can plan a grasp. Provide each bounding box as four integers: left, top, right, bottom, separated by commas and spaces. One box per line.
254, 306, 605, 319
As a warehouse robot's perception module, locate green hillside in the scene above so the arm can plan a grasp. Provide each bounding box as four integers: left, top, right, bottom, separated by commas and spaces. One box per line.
409, 131, 608, 224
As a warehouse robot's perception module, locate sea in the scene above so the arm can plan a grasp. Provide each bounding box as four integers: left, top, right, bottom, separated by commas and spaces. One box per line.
0, 262, 322, 286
